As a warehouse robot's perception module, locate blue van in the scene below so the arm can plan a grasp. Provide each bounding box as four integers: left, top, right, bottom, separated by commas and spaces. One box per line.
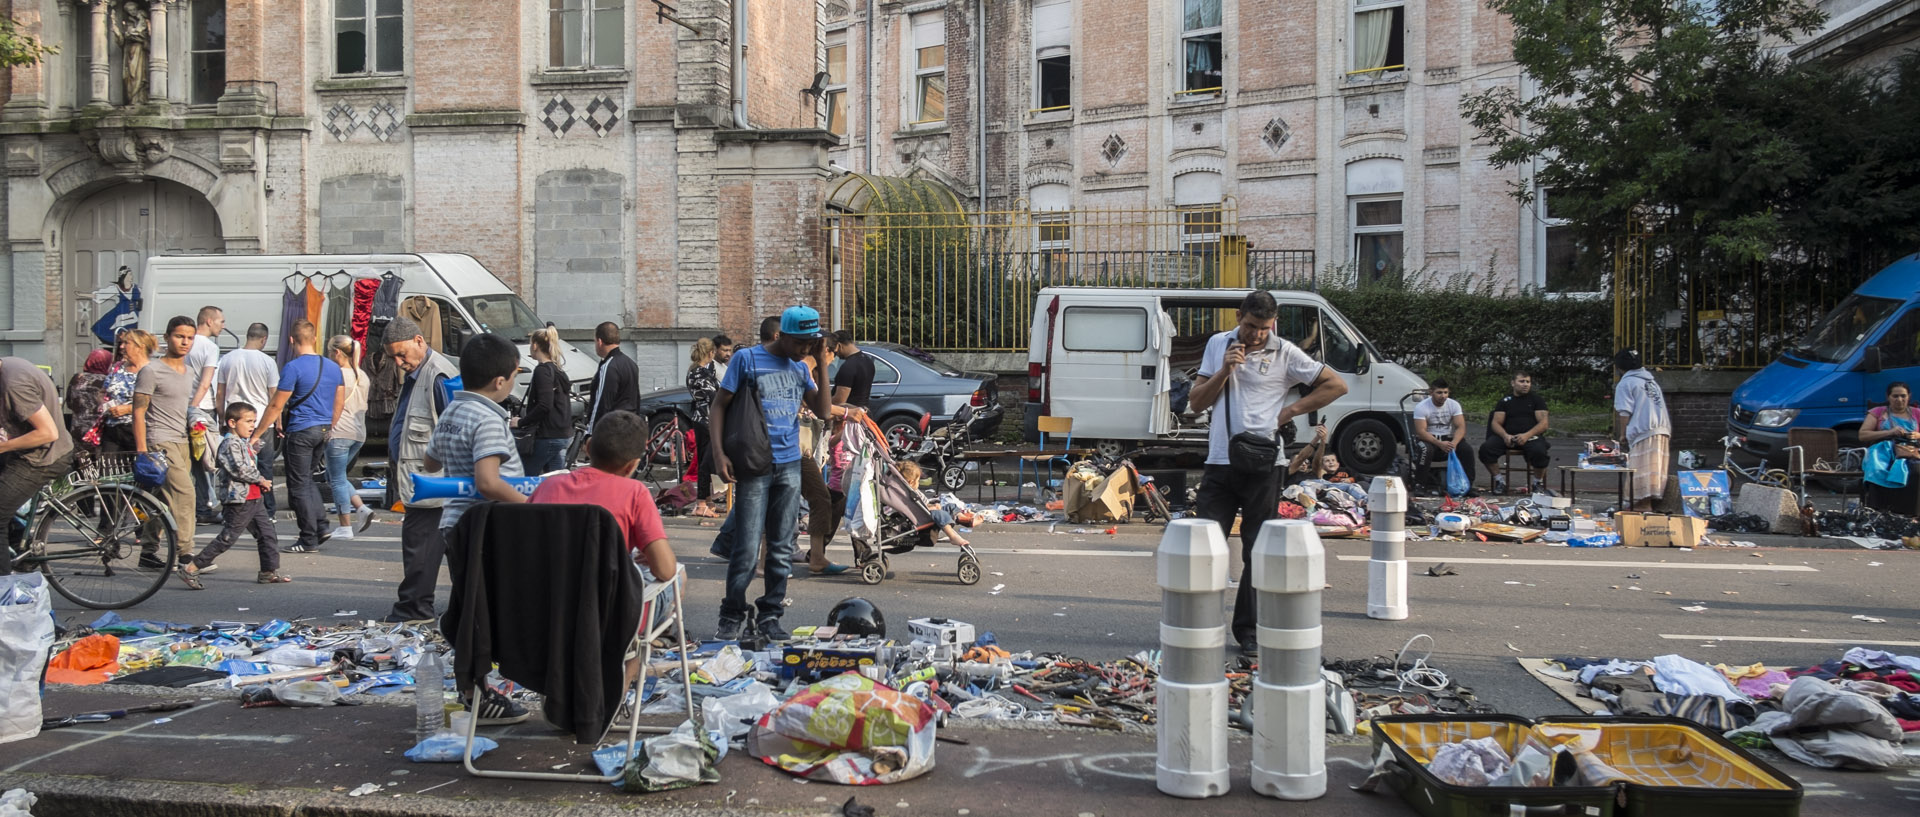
1727, 255, 1920, 460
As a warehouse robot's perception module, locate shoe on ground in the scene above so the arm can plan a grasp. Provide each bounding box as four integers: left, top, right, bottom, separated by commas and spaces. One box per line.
198, 563, 218, 574
1530, 480, 1551, 496
355, 505, 377, 532
282, 543, 319, 554
1492, 475, 1508, 495
757, 618, 791, 642
1238, 640, 1258, 658
176, 566, 204, 591
714, 618, 745, 641
257, 571, 292, 584
138, 554, 170, 570
328, 525, 355, 541
471, 689, 530, 726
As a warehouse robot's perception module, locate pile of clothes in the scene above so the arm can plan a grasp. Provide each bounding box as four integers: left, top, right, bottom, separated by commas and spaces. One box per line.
1537, 648, 1920, 769
1278, 479, 1372, 535
44, 613, 438, 694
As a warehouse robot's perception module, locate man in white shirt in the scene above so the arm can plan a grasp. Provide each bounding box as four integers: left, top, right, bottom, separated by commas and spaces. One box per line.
1411, 379, 1475, 493
216, 323, 281, 514
186, 306, 224, 523
1186, 291, 1348, 658
1612, 348, 1672, 510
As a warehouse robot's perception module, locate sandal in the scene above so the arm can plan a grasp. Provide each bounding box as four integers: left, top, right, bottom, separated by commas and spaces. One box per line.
177, 566, 204, 591
689, 504, 720, 518
256, 571, 292, 584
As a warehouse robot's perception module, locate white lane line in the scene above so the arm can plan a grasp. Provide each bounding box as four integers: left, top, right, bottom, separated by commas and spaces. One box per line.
967, 547, 1150, 558
57, 728, 298, 744
1333, 555, 1817, 572
4, 701, 221, 772
1662, 634, 1920, 648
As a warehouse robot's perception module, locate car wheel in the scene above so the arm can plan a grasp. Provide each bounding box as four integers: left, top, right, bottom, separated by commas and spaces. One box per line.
1094, 439, 1127, 459
881, 416, 923, 451
1336, 417, 1397, 475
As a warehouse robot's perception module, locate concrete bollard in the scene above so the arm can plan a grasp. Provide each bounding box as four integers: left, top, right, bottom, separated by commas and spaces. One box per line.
1367, 475, 1409, 620
1251, 519, 1327, 800
1154, 518, 1231, 799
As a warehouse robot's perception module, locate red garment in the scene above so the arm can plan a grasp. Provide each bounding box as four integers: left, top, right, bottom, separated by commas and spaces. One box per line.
247, 484, 262, 500
528, 467, 669, 557
350, 278, 380, 346
1900, 718, 1920, 733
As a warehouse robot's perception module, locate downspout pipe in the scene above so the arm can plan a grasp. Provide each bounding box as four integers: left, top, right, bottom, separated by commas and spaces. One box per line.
976, 0, 988, 208
732, 0, 753, 128
865, 0, 875, 172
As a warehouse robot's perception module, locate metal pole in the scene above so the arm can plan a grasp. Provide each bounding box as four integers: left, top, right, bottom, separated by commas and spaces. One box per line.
1367, 476, 1408, 620
1250, 519, 1326, 800
1155, 518, 1230, 799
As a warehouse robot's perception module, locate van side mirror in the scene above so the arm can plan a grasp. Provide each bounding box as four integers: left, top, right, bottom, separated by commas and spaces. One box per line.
1860, 346, 1883, 374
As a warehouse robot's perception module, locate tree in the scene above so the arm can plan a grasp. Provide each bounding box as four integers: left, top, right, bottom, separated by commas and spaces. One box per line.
0, 16, 56, 68
1462, 0, 1920, 269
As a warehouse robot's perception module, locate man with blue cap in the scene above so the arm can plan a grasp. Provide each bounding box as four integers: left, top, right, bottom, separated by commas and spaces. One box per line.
708, 304, 834, 642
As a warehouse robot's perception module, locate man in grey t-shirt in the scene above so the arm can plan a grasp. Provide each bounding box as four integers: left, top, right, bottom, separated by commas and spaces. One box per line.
137, 317, 202, 555
0, 357, 76, 548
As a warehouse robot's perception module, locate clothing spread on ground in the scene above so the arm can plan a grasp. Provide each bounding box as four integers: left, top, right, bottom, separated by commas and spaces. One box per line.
1490, 392, 1547, 437
1413, 396, 1464, 440
721, 346, 818, 466
1195, 330, 1322, 466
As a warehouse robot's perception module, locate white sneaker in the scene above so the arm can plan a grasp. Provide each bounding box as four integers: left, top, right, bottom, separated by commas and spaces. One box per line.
328, 525, 355, 541
354, 505, 376, 532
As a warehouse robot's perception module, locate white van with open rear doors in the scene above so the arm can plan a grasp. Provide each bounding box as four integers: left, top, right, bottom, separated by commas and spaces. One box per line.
1024, 287, 1427, 473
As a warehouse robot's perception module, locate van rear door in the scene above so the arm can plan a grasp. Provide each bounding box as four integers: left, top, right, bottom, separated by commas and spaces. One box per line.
1047, 297, 1158, 441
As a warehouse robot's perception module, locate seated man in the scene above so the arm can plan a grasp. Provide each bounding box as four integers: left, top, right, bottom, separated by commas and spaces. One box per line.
528, 410, 677, 583
1478, 370, 1552, 495
1410, 379, 1474, 491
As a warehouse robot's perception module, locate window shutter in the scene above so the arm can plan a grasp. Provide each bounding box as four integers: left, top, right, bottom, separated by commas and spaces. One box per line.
1034, 0, 1070, 55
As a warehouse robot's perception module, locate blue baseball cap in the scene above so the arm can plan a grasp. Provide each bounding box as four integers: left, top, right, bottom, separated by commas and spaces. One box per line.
780, 305, 823, 339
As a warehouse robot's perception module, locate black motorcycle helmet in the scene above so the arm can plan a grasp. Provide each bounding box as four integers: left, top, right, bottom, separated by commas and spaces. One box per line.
827, 597, 886, 638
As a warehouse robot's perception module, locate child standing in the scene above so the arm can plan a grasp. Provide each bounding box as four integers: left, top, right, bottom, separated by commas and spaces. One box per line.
178, 402, 285, 589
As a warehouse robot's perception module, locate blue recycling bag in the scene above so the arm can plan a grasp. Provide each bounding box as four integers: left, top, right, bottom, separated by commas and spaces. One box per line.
1445, 450, 1470, 497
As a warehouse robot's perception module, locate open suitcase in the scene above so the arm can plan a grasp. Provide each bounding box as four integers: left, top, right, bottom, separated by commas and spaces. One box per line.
1369, 715, 1802, 817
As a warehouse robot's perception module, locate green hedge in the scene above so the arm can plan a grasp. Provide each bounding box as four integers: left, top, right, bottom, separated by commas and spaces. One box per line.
1322, 289, 1614, 402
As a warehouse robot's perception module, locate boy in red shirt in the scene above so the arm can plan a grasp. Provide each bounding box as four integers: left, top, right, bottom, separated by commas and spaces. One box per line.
528, 410, 677, 582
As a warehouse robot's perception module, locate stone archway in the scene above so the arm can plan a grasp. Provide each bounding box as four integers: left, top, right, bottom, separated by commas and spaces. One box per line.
61, 179, 224, 373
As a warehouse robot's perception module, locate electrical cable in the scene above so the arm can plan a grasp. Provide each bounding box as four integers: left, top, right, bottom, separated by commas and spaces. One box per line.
1393, 634, 1451, 693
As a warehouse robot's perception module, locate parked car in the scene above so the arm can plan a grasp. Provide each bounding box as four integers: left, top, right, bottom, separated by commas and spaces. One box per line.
637, 342, 1005, 446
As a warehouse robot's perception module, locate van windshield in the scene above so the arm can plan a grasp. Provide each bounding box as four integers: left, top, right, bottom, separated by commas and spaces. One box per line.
1793, 294, 1901, 364
460, 294, 545, 341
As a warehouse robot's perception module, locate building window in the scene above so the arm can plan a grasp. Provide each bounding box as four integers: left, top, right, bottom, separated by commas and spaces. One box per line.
190, 0, 227, 104
1350, 0, 1405, 76
1174, 171, 1223, 243
335, 0, 404, 75
1032, 183, 1072, 251
1537, 188, 1603, 292
1033, 0, 1071, 110
825, 35, 848, 135
1352, 197, 1404, 285
1181, 0, 1222, 94
550, 0, 624, 69
911, 12, 946, 123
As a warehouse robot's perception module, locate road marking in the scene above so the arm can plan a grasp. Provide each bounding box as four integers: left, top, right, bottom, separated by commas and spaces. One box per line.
4, 701, 220, 772
57, 728, 297, 744
1662, 634, 1920, 648
968, 547, 1150, 558
1333, 555, 1817, 572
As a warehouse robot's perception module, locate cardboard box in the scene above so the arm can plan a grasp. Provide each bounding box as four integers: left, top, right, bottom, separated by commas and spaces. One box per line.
1614, 511, 1709, 547
1064, 467, 1140, 523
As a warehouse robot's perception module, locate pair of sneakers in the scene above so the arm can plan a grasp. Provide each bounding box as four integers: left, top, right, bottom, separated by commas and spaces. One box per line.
326, 506, 379, 542
467, 686, 531, 726
714, 617, 790, 643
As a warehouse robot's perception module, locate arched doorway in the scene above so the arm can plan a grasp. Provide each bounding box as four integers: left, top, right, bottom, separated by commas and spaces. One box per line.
62, 180, 223, 373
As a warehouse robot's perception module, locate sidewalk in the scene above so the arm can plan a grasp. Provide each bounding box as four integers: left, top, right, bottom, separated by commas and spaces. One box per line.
2, 684, 1912, 817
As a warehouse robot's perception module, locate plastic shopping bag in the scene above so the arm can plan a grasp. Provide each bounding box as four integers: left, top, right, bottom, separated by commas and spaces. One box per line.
747, 673, 938, 785
1445, 450, 1470, 497
0, 573, 55, 744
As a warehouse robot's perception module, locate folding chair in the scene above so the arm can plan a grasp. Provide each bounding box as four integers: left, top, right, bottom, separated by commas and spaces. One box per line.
1787, 427, 1864, 505
1016, 416, 1075, 503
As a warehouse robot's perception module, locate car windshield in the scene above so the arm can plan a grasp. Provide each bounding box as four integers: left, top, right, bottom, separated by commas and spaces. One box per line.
460, 294, 546, 341
1792, 294, 1901, 364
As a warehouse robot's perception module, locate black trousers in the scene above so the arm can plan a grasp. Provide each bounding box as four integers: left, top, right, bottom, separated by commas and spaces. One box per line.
1479, 436, 1551, 470
193, 498, 279, 573
1411, 440, 1476, 487
1194, 464, 1281, 648
387, 506, 445, 622
693, 424, 715, 500
282, 426, 328, 547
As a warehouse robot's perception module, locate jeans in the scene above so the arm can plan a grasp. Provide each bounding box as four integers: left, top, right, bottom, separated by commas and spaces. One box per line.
1479, 436, 1551, 471
194, 497, 279, 573
716, 459, 802, 626
282, 425, 330, 548
1194, 464, 1281, 648
525, 437, 570, 476
325, 438, 364, 515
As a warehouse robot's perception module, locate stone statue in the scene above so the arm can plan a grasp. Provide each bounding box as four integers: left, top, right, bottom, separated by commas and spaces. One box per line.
114, 1, 149, 106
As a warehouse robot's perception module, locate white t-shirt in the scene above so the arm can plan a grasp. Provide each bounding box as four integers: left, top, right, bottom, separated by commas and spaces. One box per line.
1413, 397, 1464, 441
1613, 369, 1672, 443
332, 367, 370, 442
215, 347, 279, 420
1197, 330, 1324, 466
187, 334, 220, 411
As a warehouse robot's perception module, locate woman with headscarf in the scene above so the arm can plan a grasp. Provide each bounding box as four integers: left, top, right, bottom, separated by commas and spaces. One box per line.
66, 349, 115, 450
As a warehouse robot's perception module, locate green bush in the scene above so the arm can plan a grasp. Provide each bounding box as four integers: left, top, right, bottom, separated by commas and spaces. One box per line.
1322, 288, 1614, 403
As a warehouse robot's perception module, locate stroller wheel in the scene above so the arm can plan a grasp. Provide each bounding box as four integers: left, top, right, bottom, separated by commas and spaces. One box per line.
859, 560, 886, 585
940, 463, 967, 492
957, 557, 981, 585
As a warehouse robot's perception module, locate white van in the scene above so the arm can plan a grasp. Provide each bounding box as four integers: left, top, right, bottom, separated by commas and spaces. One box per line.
138, 252, 599, 406
1024, 287, 1427, 473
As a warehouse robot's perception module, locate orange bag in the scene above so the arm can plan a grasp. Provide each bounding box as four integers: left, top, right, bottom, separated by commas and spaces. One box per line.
46, 634, 121, 685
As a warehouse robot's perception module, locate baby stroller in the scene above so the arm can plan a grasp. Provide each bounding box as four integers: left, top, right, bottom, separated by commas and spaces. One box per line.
844, 416, 984, 586
890, 404, 984, 493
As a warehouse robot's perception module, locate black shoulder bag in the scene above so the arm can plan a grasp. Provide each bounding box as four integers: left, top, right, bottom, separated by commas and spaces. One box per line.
722, 351, 773, 478
276, 356, 325, 439
1223, 371, 1280, 477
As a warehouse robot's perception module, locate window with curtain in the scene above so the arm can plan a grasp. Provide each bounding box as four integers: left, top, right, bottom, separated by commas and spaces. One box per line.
1538, 188, 1603, 292
1352, 197, 1404, 285
1350, 0, 1405, 74
1182, 0, 1222, 93
1032, 183, 1072, 250
191, 0, 227, 104
550, 0, 624, 69
335, 0, 404, 75
825, 35, 848, 135
1034, 0, 1071, 110
912, 12, 946, 123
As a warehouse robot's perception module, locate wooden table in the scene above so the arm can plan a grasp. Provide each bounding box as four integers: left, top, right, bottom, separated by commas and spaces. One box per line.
1556, 465, 1635, 508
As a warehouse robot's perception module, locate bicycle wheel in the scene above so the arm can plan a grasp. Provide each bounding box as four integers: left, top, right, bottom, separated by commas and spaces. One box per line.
32, 483, 178, 609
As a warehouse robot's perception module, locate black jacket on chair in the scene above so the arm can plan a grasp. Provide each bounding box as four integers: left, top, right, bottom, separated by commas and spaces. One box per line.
443, 503, 644, 744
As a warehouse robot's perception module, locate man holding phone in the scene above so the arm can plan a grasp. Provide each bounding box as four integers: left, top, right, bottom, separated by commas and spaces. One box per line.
1186, 291, 1348, 658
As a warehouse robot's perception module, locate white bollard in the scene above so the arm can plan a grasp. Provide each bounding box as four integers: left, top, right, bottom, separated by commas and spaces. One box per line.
1367, 475, 1409, 620
1155, 518, 1231, 799
1251, 519, 1327, 800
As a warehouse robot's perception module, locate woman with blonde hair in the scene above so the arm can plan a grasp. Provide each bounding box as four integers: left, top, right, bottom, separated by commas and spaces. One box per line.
686, 337, 721, 517
99, 331, 155, 453
519, 326, 574, 474
324, 335, 375, 539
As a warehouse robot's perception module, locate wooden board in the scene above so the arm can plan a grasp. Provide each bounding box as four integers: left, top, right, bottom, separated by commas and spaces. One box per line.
1471, 523, 1545, 541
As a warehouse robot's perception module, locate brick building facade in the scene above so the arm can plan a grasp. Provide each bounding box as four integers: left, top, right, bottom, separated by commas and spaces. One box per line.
821, 0, 1570, 293
0, 0, 836, 387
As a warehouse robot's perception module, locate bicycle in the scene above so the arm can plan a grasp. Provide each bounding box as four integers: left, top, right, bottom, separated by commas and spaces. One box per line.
8, 451, 179, 609
1720, 435, 1803, 503
637, 412, 690, 486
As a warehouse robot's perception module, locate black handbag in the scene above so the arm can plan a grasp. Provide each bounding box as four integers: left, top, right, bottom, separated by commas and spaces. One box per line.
1223, 374, 1280, 477
721, 352, 772, 478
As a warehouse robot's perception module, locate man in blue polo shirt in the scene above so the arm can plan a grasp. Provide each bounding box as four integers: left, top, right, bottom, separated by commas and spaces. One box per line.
251, 320, 343, 554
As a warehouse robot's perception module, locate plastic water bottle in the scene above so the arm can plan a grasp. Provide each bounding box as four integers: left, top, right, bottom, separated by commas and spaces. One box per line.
414, 648, 444, 738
